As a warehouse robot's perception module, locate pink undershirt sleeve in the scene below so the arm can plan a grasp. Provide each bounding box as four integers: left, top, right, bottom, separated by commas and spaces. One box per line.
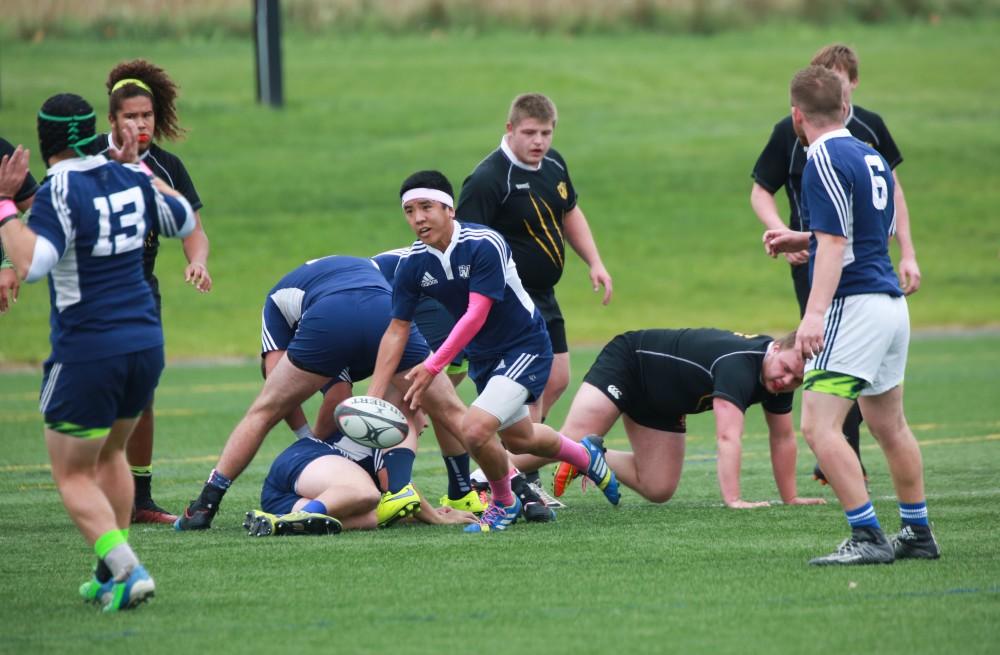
424, 292, 494, 375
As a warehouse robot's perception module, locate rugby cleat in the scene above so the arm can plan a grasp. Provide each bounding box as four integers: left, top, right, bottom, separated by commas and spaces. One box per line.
274, 511, 342, 536
583, 436, 621, 506
511, 473, 556, 522
243, 509, 278, 537
174, 498, 218, 531
526, 476, 565, 509
464, 496, 522, 533
439, 489, 488, 514
890, 524, 941, 560
808, 527, 895, 566
133, 499, 178, 525
376, 483, 422, 527
94, 565, 156, 612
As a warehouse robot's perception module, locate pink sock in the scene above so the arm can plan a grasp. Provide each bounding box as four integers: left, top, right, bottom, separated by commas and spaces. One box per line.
489, 473, 515, 507
556, 434, 591, 471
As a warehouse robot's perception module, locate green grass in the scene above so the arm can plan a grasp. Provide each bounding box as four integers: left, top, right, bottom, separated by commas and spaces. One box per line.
1, 19, 999, 364
1, 335, 998, 653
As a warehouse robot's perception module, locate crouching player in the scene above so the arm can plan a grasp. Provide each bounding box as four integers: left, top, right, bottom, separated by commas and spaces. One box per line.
244, 420, 477, 535
523, 328, 825, 509
0, 96, 193, 611
368, 170, 619, 533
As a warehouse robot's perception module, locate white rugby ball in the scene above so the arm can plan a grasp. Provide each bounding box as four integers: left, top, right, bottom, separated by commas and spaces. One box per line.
334, 396, 408, 449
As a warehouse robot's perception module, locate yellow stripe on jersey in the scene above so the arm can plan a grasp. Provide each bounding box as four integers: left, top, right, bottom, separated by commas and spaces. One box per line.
529, 194, 564, 267
522, 218, 559, 266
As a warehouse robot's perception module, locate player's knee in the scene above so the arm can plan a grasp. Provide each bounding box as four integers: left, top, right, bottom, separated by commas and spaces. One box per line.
460, 415, 496, 452
640, 480, 678, 504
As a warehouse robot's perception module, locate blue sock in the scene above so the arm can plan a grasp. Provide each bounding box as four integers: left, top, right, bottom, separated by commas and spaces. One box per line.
443, 453, 471, 499
383, 448, 416, 494
301, 499, 327, 515
207, 468, 232, 491
899, 501, 929, 527
845, 501, 881, 529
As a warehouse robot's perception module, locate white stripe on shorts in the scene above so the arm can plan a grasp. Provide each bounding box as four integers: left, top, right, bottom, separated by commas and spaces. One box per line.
39, 362, 63, 413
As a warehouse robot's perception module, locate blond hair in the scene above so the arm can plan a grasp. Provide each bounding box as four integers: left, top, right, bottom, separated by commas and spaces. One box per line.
508, 93, 557, 126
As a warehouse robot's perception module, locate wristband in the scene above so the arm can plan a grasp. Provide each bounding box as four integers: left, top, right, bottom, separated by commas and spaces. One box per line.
0, 199, 17, 223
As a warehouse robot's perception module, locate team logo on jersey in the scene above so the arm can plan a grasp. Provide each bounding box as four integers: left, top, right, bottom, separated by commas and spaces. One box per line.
516, 183, 531, 190
420, 272, 438, 287
496, 359, 507, 370
557, 181, 568, 200
607, 384, 622, 400
458, 265, 470, 279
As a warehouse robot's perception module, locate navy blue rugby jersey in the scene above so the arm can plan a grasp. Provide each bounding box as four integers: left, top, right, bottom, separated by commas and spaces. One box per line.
390, 222, 547, 359
263, 255, 390, 329
802, 129, 902, 298
28, 155, 194, 362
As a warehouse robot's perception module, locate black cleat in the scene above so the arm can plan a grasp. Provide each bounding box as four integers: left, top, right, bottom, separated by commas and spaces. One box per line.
809, 526, 894, 566
891, 524, 940, 560
174, 498, 218, 531
512, 473, 556, 522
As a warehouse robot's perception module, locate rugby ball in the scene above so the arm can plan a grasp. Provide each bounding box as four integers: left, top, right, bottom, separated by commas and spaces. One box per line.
334, 396, 408, 449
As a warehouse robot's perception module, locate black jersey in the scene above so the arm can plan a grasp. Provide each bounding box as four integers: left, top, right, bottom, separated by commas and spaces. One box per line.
1, 137, 40, 203
457, 139, 577, 290
752, 105, 902, 232
618, 329, 792, 416
98, 134, 202, 278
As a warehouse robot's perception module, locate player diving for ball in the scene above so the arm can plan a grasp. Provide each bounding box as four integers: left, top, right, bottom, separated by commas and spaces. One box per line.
367, 170, 620, 533
510, 328, 826, 509
175, 254, 475, 533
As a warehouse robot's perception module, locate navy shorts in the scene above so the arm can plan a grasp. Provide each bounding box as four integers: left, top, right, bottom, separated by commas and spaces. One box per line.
468, 332, 553, 403
39, 346, 165, 438
413, 297, 466, 368
268, 288, 429, 382
261, 435, 381, 514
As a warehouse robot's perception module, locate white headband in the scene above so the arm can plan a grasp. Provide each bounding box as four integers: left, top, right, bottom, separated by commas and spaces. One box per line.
401, 188, 453, 208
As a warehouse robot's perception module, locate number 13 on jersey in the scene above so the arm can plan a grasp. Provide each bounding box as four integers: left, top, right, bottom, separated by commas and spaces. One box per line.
92, 186, 146, 256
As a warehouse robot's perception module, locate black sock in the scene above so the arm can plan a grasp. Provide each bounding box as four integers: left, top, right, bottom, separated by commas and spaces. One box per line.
198, 483, 225, 508
96, 558, 113, 583
133, 473, 152, 505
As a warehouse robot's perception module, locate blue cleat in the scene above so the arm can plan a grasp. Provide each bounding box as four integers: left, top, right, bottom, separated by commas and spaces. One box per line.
582, 436, 621, 506
95, 565, 156, 612
464, 496, 521, 533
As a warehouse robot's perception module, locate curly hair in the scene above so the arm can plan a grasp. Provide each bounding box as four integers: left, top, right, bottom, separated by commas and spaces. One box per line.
106, 59, 185, 142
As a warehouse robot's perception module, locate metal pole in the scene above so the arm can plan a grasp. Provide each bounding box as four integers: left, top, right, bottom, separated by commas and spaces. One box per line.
253, 0, 284, 108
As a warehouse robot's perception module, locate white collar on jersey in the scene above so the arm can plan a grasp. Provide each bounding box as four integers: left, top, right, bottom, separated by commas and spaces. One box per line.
845, 104, 855, 124
806, 127, 852, 160
46, 155, 109, 177
106, 132, 151, 161
500, 135, 542, 172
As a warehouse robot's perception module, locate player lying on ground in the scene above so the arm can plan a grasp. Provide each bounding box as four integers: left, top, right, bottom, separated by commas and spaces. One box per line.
175, 255, 473, 532
368, 170, 619, 534
512, 329, 825, 509
244, 416, 476, 536
0, 99, 193, 612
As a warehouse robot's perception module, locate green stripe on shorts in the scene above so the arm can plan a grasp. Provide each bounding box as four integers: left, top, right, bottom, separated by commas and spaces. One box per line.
446, 360, 469, 376
46, 421, 110, 439
802, 370, 867, 400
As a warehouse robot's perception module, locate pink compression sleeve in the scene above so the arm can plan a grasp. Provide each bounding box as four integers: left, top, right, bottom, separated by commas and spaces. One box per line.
424, 292, 494, 375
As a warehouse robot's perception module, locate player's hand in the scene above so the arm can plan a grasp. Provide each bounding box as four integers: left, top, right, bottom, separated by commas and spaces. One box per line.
726, 499, 771, 509
795, 311, 825, 361
0, 146, 30, 198
783, 250, 810, 265
762, 229, 809, 257
432, 506, 477, 525
0, 268, 19, 313
402, 361, 436, 410
784, 496, 827, 506
185, 262, 212, 292
109, 120, 139, 164
898, 256, 921, 295
589, 263, 613, 305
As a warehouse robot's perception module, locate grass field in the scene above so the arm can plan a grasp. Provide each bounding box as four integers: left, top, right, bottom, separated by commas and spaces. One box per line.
1, 19, 999, 364
1, 335, 998, 653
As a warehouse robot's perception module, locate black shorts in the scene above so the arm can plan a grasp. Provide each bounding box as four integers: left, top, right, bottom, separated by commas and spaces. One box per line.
526, 287, 567, 354
582, 333, 687, 433
790, 263, 809, 319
